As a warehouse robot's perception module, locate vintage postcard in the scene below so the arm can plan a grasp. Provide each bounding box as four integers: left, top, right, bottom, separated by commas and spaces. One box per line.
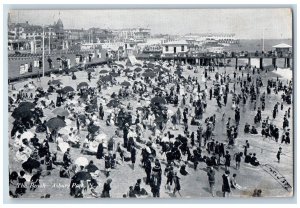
7, 8, 293, 199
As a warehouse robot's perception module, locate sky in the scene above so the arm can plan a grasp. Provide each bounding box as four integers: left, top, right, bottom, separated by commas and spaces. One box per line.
9, 9, 293, 39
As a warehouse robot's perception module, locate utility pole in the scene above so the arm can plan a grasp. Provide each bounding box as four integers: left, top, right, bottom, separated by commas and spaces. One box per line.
262, 29, 265, 52
42, 24, 45, 77
48, 27, 52, 54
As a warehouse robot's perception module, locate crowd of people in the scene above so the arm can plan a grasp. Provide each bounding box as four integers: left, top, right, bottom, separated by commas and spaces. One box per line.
8, 58, 293, 199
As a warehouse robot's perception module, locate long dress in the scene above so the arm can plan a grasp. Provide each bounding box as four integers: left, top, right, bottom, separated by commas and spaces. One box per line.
96, 143, 104, 159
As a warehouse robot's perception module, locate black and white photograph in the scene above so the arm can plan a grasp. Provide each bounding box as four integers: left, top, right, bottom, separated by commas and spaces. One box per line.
6, 8, 294, 199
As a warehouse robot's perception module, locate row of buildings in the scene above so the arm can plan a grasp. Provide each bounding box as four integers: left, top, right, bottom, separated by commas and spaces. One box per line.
8, 14, 152, 52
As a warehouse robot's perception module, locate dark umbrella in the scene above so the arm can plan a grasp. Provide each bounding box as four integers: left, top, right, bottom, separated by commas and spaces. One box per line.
72, 171, 92, 181
69, 67, 79, 72
174, 70, 182, 75
12, 106, 33, 119
18, 101, 35, 109
123, 68, 132, 73
86, 68, 95, 73
107, 99, 121, 108
51, 80, 63, 86
142, 71, 156, 78
134, 67, 142, 72
153, 68, 161, 73
135, 63, 142, 67
148, 63, 155, 68
101, 75, 113, 82
162, 67, 170, 73
52, 107, 69, 117
78, 114, 86, 121
88, 124, 100, 134
62, 86, 75, 94
77, 82, 89, 89
145, 68, 153, 73
121, 81, 131, 87
99, 69, 109, 74
46, 117, 66, 130
109, 72, 119, 77
151, 96, 167, 105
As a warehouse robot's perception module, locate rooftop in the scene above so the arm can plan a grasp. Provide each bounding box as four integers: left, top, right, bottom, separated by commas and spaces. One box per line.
272, 43, 292, 48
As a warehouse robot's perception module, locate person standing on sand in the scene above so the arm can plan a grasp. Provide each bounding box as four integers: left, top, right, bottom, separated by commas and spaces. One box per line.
277, 147, 282, 163
207, 167, 216, 197
222, 170, 231, 197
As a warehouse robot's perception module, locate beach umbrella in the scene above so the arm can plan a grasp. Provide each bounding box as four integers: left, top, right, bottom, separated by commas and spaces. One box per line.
162, 67, 170, 73
58, 127, 71, 135
77, 82, 89, 89
78, 114, 86, 121
72, 171, 92, 181
99, 69, 109, 74
62, 86, 75, 94
75, 157, 89, 167
109, 72, 119, 77
123, 68, 132, 73
107, 99, 121, 108
151, 96, 166, 105
135, 63, 142, 67
58, 142, 70, 153
147, 63, 155, 68
12, 106, 34, 119
153, 68, 161, 73
86, 68, 95, 73
167, 109, 174, 115
46, 117, 66, 130
134, 67, 142, 72
51, 80, 63, 86
95, 133, 108, 142
69, 66, 78, 72
21, 131, 35, 140
18, 101, 35, 109
52, 107, 69, 117
121, 81, 131, 87
145, 68, 153, 73
101, 75, 113, 82
142, 71, 156, 78
88, 124, 100, 134
117, 64, 124, 68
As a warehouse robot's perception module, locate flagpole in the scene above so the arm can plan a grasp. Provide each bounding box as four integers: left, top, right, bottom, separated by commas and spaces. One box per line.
262, 29, 265, 52
42, 24, 45, 77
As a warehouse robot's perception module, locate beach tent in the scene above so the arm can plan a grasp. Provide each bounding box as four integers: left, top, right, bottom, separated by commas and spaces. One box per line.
126, 55, 138, 67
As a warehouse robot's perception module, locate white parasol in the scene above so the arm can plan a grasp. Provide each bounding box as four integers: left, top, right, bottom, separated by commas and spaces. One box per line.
75, 156, 89, 167
95, 133, 108, 143
21, 131, 34, 140
58, 142, 70, 153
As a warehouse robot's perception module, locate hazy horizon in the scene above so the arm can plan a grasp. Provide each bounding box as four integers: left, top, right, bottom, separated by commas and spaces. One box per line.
9, 9, 293, 39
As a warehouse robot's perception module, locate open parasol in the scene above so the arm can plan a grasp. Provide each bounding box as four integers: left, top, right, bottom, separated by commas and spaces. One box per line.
77, 82, 89, 89
121, 81, 131, 87
52, 107, 69, 117
46, 117, 66, 130
151, 96, 167, 105
75, 157, 89, 167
